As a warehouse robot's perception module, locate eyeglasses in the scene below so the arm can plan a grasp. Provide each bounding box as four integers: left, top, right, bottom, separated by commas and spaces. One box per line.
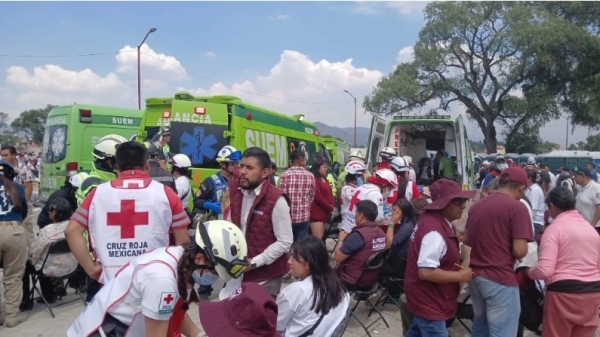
198, 222, 248, 279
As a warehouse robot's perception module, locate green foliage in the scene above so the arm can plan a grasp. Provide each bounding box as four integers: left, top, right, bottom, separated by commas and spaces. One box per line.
364, 1, 600, 153
567, 134, 600, 151
11, 105, 55, 144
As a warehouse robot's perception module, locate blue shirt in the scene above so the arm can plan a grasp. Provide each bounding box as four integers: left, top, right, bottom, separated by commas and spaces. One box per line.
390, 220, 415, 259
592, 171, 598, 182
482, 172, 497, 188
0, 182, 28, 221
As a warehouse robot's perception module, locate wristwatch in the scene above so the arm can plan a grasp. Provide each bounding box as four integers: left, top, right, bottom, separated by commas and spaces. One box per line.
250, 262, 257, 270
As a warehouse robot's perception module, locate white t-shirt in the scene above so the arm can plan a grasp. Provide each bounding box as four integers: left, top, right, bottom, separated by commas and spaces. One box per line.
109, 262, 179, 324
277, 276, 350, 337
515, 199, 538, 269
340, 184, 358, 232
175, 176, 192, 207
524, 183, 545, 224
340, 183, 384, 232
576, 180, 600, 227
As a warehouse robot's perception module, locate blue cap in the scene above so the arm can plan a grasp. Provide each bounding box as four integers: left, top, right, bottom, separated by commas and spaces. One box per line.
574, 167, 594, 178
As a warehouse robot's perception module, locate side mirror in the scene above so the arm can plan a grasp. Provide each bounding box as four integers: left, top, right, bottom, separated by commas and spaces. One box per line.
333, 162, 340, 175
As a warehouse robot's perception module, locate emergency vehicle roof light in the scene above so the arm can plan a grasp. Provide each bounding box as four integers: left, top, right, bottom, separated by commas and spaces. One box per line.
393, 115, 451, 120
174, 92, 194, 100
79, 109, 92, 123
194, 107, 206, 115
245, 113, 252, 120
162, 111, 171, 118
293, 114, 305, 122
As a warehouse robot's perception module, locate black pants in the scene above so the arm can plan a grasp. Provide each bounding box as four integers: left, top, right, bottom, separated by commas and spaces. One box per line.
90, 314, 129, 337
86, 276, 101, 302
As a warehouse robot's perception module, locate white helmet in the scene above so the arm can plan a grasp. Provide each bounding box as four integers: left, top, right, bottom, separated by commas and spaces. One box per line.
403, 155, 413, 165
390, 156, 410, 173
195, 220, 249, 282
380, 147, 397, 160
92, 134, 128, 160
527, 157, 536, 165
349, 150, 365, 162
216, 145, 242, 163
374, 168, 399, 188
345, 161, 367, 175
172, 154, 192, 168
69, 172, 90, 188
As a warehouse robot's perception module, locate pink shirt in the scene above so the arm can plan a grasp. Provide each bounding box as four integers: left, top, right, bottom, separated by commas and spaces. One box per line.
529, 210, 600, 284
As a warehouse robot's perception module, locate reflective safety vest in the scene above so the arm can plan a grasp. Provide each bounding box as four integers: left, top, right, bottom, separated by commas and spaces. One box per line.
67, 247, 183, 337
88, 179, 175, 283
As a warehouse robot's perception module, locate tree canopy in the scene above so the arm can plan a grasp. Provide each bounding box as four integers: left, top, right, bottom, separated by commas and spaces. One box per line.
364, 1, 600, 153
11, 104, 55, 145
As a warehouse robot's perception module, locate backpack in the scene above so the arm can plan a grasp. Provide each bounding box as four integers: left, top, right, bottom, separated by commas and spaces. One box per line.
518, 276, 544, 332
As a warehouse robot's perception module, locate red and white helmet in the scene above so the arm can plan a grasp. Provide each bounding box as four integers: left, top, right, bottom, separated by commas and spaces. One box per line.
374, 168, 399, 189
345, 161, 366, 175
390, 156, 409, 173
379, 147, 397, 160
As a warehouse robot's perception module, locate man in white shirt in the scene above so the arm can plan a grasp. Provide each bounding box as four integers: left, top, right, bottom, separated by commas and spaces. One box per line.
573, 168, 600, 234
229, 147, 293, 298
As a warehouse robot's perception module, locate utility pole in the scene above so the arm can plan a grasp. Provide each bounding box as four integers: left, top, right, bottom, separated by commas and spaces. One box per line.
137, 28, 157, 110
566, 116, 569, 149
343, 90, 358, 147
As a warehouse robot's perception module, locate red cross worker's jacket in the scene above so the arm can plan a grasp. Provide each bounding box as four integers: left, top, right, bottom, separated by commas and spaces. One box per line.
71, 170, 190, 284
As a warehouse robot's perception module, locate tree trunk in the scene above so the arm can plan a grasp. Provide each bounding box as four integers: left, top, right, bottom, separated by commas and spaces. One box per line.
484, 124, 498, 154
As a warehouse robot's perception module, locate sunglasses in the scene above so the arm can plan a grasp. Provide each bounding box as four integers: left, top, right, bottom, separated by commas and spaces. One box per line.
198, 222, 248, 279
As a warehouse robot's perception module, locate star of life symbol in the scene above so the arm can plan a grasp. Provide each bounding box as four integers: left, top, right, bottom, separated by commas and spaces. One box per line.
179, 127, 218, 165
0, 185, 13, 216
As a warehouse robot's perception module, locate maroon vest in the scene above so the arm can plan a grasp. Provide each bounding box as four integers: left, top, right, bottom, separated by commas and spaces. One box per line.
404, 211, 461, 321
339, 222, 386, 287
230, 180, 289, 283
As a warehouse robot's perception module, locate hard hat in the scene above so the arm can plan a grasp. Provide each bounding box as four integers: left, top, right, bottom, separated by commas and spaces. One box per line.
374, 168, 399, 189
160, 126, 171, 136
69, 172, 90, 188
527, 157, 536, 165
379, 147, 397, 160
92, 134, 128, 160
195, 220, 249, 282
345, 161, 367, 175
172, 154, 192, 168
403, 155, 413, 165
216, 145, 242, 163
390, 156, 410, 173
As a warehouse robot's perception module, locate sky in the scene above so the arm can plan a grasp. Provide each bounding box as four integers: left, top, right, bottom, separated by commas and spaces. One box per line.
0, 1, 592, 146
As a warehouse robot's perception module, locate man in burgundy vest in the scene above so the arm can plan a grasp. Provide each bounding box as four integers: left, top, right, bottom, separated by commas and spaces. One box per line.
404, 178, 475, 337
333, 199, 386, 291
229, 147, 293, 299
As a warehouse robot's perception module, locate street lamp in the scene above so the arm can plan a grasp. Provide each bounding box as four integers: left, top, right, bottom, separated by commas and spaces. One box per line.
137, 28, 157, 110
343, 89, 358, 147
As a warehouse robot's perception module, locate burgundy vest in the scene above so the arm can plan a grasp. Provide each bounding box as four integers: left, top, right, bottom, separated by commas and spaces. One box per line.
339, 222, 386, 287
230, 180, 290, 283
404, 211, 461, 321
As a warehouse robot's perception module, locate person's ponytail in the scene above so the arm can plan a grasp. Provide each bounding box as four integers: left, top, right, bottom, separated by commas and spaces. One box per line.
176, 245, 199, 310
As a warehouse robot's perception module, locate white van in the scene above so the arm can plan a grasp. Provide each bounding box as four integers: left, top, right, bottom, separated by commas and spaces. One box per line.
365, 115, 476, 190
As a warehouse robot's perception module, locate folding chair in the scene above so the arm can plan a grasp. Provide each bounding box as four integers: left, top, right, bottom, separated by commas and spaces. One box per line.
447, 292, 473, 335
30, 239, 87, 318
347, 249, 390, 337
370, 275, 404, 312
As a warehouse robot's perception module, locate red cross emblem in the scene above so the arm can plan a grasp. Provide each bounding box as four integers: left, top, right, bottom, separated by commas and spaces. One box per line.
163, 294, 174, 304
106, 200, 149, 239
349, 190, 361, 212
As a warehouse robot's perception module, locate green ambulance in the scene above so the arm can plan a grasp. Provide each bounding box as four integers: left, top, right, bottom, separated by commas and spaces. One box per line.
135, 91, 335, 194
40, 105, 143, 200
322, 136, 351, 174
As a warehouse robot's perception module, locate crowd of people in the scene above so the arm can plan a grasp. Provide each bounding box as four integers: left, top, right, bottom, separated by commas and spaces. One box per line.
2, 132, 600, 337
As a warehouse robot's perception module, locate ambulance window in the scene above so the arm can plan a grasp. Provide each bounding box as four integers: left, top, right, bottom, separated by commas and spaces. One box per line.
42, 124, 68, 164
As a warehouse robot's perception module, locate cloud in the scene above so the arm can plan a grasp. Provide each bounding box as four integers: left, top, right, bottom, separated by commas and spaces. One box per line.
396, 46, 415, 64
179, 50, 384, 126
268, 14, 290, 20
344, 1, 429, 16
204, 51, 217, 58
115, 43, 187, 80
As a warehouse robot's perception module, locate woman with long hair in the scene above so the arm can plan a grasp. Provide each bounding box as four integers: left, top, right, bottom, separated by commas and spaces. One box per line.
379, 199, 416, 298
527, 187, 600, 337
67, 220, 251, 337
277, 236, 350, 336
309, 158, 335, 239
0, 159, 28, 327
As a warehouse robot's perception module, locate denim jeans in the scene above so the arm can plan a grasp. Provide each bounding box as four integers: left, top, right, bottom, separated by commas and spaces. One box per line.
469, 275, 521, 337
405, 316, 448, 337
292, 221, 310, 243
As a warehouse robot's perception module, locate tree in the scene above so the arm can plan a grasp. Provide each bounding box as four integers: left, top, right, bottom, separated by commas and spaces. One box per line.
0, 112, 8, 129
363, 2, 600, 153
523, 2, 600, 128
11, 105, 55, 144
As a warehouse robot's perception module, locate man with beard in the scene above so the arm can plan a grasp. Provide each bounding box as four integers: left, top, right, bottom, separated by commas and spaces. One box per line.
228, 147, 293, 298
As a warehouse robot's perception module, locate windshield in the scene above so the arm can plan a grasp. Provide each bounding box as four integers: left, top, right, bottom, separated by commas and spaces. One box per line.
42, 124, 68, 164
